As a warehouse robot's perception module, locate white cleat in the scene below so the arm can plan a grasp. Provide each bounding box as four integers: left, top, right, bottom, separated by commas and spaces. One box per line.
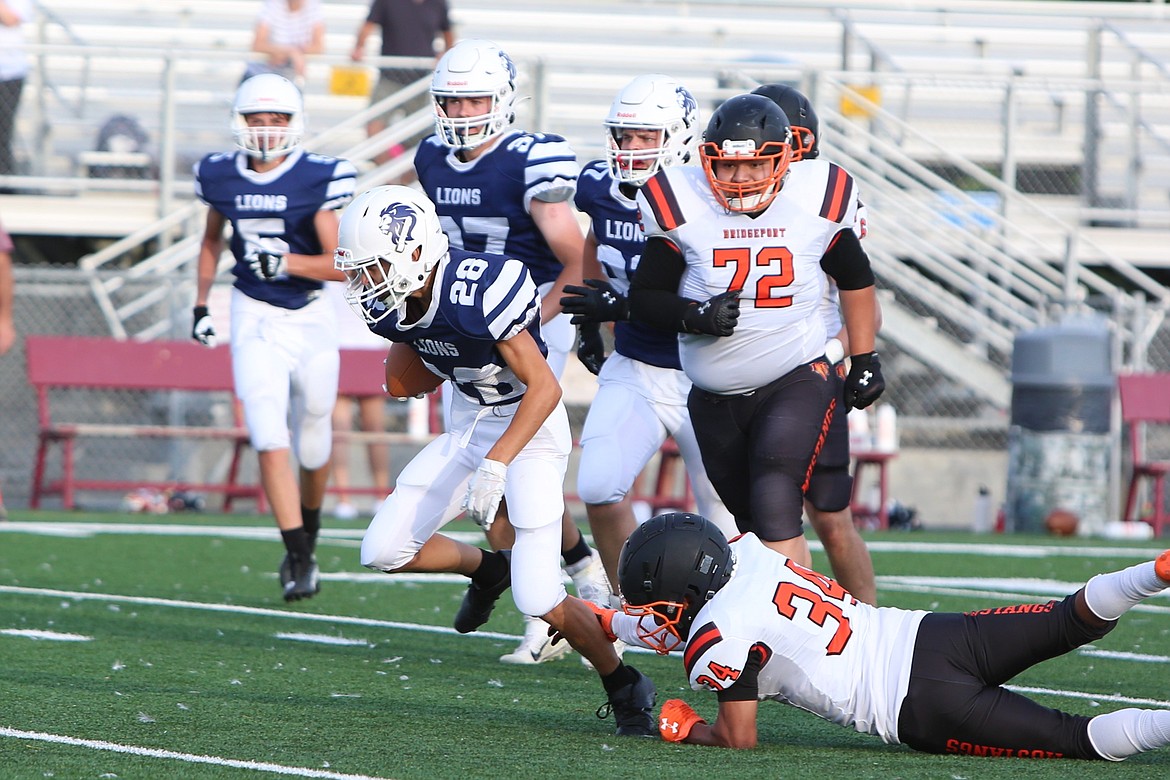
499, 615, 573, 665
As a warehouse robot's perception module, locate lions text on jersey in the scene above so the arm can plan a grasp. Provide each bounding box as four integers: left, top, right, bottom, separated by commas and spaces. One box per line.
367, 248, 544, 407
575, 159, 680, 370
194, 148, 356, 309
415, 130, 579, 288
636, 165, 859, 395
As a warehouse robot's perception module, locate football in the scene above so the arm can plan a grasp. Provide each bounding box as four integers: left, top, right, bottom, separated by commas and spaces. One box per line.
1044, 508, 1079, 537
384, 342, 443, 398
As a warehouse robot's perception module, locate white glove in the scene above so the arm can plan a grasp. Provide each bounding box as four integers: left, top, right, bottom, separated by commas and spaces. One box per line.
463, 458, 508, 530
246, 236, 290, 281
192, 305, 217, 348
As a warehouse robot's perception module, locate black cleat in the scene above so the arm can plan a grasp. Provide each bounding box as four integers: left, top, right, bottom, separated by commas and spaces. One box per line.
283, 555, 320, 602
278, 554, 294, 590
598, 666, 657, 737
453, 551, 511, 633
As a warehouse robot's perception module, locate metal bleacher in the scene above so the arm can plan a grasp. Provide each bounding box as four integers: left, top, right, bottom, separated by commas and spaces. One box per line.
7, 0, 1170, 422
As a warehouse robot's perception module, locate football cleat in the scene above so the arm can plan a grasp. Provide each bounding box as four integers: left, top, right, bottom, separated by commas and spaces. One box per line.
499, 615, 573, 665
453, 551, 511, 634
598, 665, 658, 737
283, 555, 320, 602
278, 553, 294, 589
1155, 550, 1170, 584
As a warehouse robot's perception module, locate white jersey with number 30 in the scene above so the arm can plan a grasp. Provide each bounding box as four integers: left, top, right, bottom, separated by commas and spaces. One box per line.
637, 166, 846, 394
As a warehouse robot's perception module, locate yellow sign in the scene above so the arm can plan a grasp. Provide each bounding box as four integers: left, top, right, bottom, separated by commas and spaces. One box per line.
840, 84, 881, 119
330, 65, 372, 97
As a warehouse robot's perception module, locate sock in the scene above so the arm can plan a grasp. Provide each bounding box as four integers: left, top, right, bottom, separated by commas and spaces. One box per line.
1088, 708, 1170, 760
281, 527, 313, 562
301, 505, 321, 549
1083, 561, 1165, 621
600, 663, 637, 696
471, 549, 509, 587
562, 531, 592, 569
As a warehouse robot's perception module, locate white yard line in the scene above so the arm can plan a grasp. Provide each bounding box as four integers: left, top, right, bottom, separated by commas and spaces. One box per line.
0, 727, 398, 780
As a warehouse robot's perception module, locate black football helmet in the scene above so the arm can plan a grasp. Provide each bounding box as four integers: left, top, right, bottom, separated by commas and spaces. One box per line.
617, 512, 735, 654
751, 83, 819, 160
699, 93, 793, 213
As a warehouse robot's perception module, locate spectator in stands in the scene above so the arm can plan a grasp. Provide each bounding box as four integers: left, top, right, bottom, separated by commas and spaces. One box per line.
249, 0, 326, 88
350, 0, 454, 165
0, 0, 32, 183
191, 74, 356, 602
325, 280, 391, 521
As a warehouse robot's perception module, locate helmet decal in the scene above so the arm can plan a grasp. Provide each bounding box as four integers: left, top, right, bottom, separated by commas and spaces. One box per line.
378, 203, 419, 252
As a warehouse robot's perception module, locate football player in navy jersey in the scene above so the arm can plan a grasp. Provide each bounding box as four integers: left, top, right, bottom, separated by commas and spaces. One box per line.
598, 512, 1170, 761
416, 38, 611, 665
336, 185, 657, 737
749, 83, 878, 605
628, 94, 884, 569
192, 73, 357, 602
559, 75, 735, 598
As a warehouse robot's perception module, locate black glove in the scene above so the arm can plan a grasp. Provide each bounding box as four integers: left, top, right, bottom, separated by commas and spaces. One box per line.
560, 279, 629, 324
681, 288, 741, 336
191, 305, 217, 348
575, 321, 607, 376
845, 351, 885, 410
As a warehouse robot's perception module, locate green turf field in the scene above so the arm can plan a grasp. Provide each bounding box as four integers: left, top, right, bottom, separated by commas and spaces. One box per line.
2, 511, 1169, 779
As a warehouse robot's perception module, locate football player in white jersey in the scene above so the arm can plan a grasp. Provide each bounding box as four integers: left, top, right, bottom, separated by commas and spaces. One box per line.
750, 83, 878, 605
192, 73, 357, 602
591, 513, 1170, 760
559, 75, 736, 596
416, 38, 610, 664
335, 185, 657, 736
629, 94, 884, 568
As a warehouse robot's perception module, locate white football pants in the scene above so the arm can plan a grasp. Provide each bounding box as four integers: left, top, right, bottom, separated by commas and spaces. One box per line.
361, 390, 573, 617
230, 288, 339, 469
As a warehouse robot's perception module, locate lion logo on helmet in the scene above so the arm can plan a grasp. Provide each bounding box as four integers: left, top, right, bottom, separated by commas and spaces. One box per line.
675, 86, 698, 125
378, 203, 418, 252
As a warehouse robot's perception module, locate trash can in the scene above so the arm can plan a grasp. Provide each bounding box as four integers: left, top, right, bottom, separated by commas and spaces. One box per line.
1004, 316, 1113, 535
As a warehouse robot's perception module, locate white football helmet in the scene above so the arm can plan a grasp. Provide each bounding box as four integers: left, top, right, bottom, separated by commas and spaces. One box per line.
605, 74, 700, 186
431, 39, 517, 150
231, 73, 304, 160
334, 186, 450, 324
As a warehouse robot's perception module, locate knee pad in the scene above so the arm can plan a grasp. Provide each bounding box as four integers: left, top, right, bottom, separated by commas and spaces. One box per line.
805, 464, 853, 513
509, 526, 566, 616
576, 441, 631, 505
294, 406, 333, 470
359, 493, 420, 571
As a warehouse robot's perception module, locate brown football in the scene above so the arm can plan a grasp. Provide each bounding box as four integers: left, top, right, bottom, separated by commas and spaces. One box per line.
384, 342, 443, 398
1045, 508, 1079, 537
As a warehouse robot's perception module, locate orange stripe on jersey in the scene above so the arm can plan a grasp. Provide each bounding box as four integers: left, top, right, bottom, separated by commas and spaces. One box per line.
643, 172, 687, 231
819, 163, 854, 223
683, 621, 723, 676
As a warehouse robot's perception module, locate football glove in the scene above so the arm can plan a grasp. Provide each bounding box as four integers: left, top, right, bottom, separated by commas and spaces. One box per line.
463, 458, 508, 530
191, 305, 217, 348
845, 351, 885, 410
575, 321, 606, 376
560, 278, 629, 324
246, 237, 290, 281
681, 288, 740, 336
658, 699, 706, 743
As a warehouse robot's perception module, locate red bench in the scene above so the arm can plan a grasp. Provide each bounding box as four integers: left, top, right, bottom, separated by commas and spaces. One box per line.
25, 335, 415, 511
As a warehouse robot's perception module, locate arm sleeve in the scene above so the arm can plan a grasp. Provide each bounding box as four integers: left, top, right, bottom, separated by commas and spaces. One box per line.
628, 236, 694, 332
819, 228, 875, 291
714, 647, 763, 703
